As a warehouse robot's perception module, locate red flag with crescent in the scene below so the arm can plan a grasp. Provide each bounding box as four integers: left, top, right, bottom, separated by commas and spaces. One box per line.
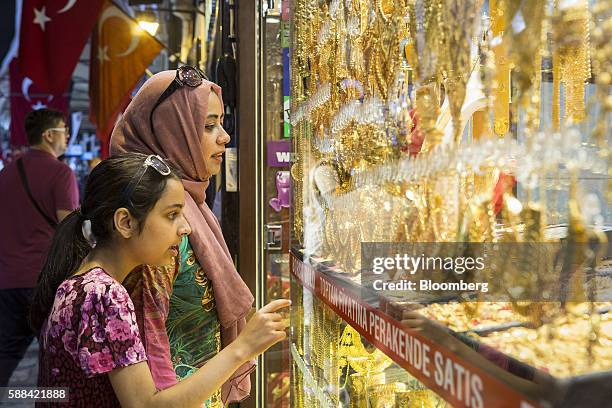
9, 59, 70, 146
19, 0, 105, 93
89, 0, 164, 157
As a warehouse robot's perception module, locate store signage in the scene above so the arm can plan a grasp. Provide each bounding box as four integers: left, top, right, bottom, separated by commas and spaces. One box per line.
290, 253, 542, 408
267, 140, 292, 167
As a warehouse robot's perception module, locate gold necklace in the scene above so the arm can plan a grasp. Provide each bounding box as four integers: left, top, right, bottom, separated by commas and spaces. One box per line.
590, 0, 612, 203
490, 0, 510, 136
553, 0, 591, 124
440, 0, 480, 143
504, 0, 546, 121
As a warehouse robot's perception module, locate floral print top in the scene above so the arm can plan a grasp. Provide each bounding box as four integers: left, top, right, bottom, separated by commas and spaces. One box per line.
37, 268, 147, 407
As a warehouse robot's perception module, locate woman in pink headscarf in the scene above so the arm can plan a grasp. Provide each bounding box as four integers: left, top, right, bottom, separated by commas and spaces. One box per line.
110, 67, 264, 405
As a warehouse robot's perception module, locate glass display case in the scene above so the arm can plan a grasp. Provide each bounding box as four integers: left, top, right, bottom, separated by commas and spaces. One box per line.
287, 0, 612, 407
260, 1, 292, 407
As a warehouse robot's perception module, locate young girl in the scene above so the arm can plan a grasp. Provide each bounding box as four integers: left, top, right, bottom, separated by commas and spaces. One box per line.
30, 153, 289, 407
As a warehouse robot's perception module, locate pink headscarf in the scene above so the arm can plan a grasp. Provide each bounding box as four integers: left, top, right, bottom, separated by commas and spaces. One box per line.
110, 70, 254, 403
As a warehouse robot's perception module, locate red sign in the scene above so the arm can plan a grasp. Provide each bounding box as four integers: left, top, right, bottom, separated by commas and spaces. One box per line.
9, 59, 69, 146
290, 253, 542, 408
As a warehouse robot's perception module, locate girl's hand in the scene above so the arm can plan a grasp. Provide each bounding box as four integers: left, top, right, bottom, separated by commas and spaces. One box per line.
110, 298, 292, 408
231, 299, 291, 362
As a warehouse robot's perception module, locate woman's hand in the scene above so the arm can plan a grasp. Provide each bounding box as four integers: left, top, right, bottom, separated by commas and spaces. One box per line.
230, 299, 291, 363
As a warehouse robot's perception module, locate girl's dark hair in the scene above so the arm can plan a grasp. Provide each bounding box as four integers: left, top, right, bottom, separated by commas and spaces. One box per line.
30, 153, 180, 331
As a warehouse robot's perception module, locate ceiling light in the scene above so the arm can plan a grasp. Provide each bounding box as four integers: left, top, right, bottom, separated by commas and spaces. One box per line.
138, 20, 159, 36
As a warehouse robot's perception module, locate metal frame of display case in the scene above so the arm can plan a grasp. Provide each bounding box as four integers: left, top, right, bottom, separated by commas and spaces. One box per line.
237, 1, 292, 407
237, 0, 264, 406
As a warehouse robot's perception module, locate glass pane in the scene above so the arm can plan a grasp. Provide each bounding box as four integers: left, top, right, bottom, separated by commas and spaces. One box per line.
262, 1, 292, 406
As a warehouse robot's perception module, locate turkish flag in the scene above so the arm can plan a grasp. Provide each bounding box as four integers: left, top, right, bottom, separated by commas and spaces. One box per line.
9, 59, 70, 146
18, 0, 105, 93
89, 0, 163, 154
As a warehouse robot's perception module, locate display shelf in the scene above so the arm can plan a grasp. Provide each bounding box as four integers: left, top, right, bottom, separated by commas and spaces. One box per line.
290, 249, 552, 408
290, 343, 335, 408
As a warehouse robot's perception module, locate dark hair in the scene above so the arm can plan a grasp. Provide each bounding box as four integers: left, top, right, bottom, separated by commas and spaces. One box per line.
29, 153, 181, 331
24, 108, 65, 146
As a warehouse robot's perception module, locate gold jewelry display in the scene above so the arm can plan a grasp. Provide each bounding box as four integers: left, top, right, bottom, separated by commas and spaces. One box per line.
338, 325, 393, 375
291, 127, 305, 244
291, 360, 305, 407
478, 311, 612, 378
290, 1, 612, 406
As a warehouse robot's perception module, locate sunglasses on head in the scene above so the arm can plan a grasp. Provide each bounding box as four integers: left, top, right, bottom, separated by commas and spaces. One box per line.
121, 155, 171, 208
149, 65, 208, 136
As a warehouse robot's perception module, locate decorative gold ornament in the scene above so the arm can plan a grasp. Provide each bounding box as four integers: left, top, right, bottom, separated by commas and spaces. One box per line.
416, 82, 444, 151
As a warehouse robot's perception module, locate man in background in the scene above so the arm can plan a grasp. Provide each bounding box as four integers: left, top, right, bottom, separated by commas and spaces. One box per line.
0, 108, 79, 386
